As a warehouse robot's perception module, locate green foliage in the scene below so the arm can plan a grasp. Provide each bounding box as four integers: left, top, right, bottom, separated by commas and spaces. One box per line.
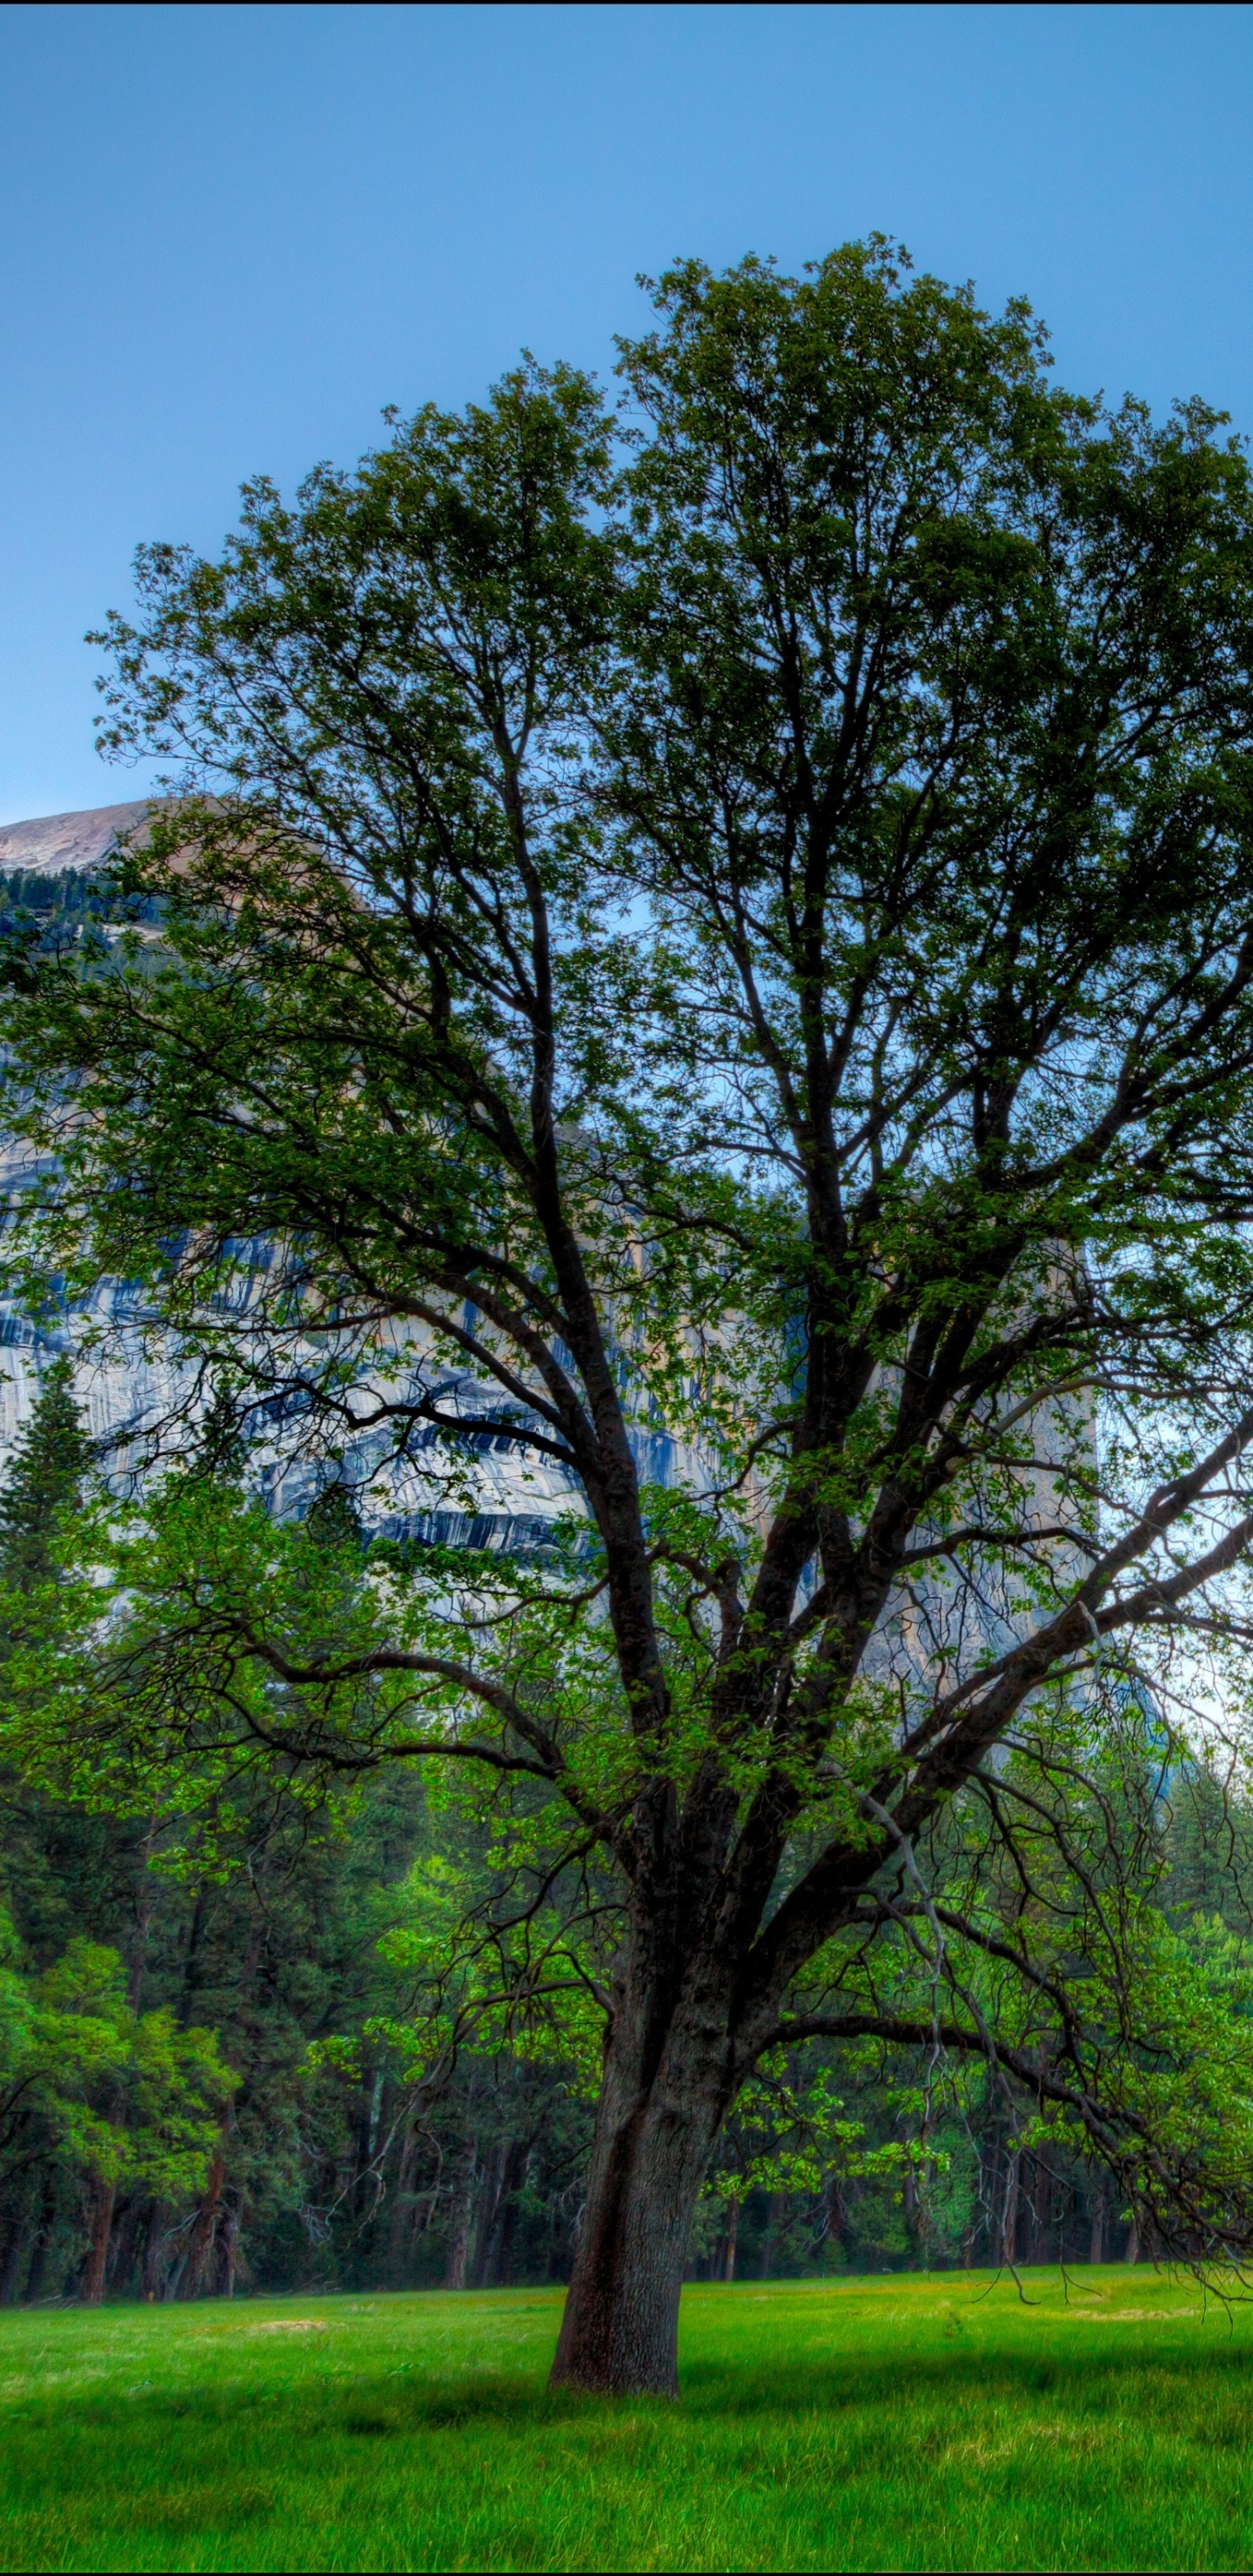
0, 1359, 93, 1603
11, 242, 1253, 2355
0, 870, 104, 956
0, 1900, 233, 2201
708, 2057, 924, 2205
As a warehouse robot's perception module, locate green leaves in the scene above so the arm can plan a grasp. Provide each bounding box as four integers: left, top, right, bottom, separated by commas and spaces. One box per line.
709, 2058, 921, 2208
0, 1904, 233, 2198
11, 240, 1253, 2303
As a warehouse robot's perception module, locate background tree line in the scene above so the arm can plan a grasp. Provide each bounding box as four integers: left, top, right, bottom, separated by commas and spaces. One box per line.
1, 1367, 1247, 2307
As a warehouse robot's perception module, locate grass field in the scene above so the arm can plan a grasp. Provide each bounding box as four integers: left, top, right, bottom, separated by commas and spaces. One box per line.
3, 2269, 1253, 2572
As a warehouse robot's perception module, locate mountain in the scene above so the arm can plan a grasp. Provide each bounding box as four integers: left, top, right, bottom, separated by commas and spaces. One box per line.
0, 803, 600, 1543
0, 802, 157, 881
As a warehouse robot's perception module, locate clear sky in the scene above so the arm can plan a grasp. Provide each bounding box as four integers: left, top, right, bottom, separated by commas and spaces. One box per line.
3, 0, 1253, 822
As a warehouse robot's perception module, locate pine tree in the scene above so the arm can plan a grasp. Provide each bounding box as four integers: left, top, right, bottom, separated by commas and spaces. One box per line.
0, 1358, 92, 1595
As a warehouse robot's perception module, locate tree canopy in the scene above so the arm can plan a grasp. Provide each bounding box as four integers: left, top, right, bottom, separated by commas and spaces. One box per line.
8, 240, 1253, 2390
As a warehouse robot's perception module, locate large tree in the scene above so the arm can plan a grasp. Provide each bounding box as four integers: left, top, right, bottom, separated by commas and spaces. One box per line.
10, 240, 1253, 2391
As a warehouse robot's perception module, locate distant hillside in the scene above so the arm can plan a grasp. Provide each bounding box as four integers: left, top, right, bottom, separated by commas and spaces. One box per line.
0, 801, 156, 879
0, 802, 168, 949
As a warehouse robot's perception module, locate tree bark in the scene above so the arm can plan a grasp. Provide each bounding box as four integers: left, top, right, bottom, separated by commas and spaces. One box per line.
549, 1972, 727, 2397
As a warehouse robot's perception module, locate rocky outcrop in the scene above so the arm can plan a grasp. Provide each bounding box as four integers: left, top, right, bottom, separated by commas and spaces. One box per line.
0, 808, 624, 1540
0, 802, 157, 881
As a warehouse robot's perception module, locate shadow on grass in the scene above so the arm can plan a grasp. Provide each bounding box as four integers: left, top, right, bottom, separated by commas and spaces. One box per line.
678, 2337, 1253, 2416
10, 2336, 1253, 2451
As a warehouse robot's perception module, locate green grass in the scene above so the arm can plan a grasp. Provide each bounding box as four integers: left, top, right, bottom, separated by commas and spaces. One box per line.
3, 2269, 1253, 2571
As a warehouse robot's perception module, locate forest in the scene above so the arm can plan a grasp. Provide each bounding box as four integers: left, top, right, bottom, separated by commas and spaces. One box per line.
2, 1363, 1250, 2311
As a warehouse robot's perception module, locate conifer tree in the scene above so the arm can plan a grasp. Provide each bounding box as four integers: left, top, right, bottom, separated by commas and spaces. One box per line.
0, 1359, 91, 1598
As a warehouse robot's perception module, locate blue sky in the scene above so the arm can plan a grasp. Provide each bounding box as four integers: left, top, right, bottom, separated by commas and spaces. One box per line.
3, 0, 1253, 822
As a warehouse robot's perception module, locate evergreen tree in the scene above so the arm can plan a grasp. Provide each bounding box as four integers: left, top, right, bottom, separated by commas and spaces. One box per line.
0, 1358, 92, 1597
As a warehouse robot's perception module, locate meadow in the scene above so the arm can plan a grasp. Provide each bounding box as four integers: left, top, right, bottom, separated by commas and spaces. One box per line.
3, 2269, 1253, 2572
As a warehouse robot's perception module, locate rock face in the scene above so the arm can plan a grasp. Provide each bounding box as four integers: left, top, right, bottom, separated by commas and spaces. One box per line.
0, 802, 157, 880
0, 1191, 594, 1547
0, 804, 636, 1546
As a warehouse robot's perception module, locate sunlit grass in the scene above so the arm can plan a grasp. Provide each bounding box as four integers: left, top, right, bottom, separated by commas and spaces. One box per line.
3, 2268, 1253, 2570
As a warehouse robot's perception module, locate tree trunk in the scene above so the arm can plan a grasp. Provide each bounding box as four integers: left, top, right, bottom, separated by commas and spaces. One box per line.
443, 2135, 476, 2291
105, 2196, 144, 2296
1089, 2174, 1105, 2265
0, 2222, 25, 2305
82, 2178, 116, 2306
1030, 2156, 1055, 2264
550, 1984, 727, 2397
178, 2149, 226, 2299
220, 2199, 244, 2298
758, 2190, 781, 2280
386, 2115, 421, 2289
471, 2143, 505, 2290
140, 2200, 168, 2301
722, 2196, 740, 2283
479, 2138, 528, 2289
498, 2143, 533, 2286
999, 2150, 1021, 2269
0, 2173, 36, 2304
23, 2168, 58, 2305
439, 2069, 480, 2291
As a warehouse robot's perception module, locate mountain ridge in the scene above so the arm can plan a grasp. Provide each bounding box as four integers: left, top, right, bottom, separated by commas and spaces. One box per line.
0, 801, 157, 879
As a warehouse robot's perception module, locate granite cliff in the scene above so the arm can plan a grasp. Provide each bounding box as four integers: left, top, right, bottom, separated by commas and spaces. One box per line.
0, 800, 156, 880
0, 802, 601, 1544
